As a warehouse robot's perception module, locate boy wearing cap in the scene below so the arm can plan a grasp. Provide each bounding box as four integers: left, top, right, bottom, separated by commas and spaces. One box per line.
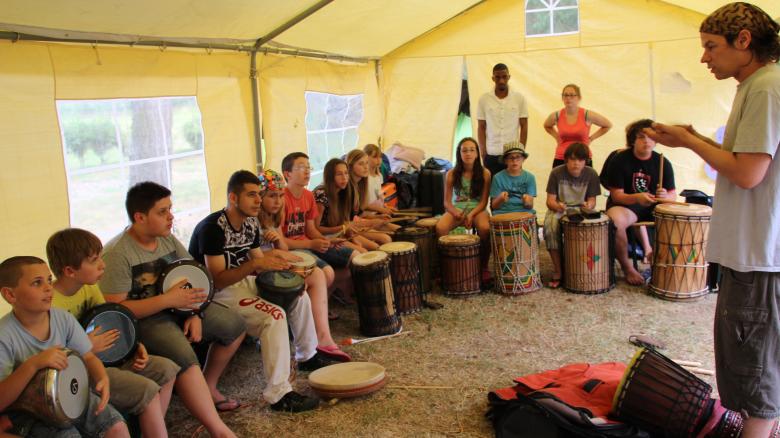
490, 141, 536, 215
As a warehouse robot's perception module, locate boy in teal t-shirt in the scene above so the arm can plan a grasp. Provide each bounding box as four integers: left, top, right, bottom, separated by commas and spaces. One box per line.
490, 141, 536, 215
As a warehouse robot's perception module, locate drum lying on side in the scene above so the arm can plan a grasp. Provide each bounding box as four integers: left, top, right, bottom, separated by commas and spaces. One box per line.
80, 302, 138, 367
256, 270, 306, 314
350, 251, 402, 337
157, 259, 215, 316
10, 349, 90, 427
438, 234, 481, 297
561, 214, 614, 294
379, 241, 423, 315
489, 212, 541, 295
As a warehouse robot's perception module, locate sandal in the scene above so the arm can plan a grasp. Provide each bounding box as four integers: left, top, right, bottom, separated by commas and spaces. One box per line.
547, 278, 561, 289
214, 397, 241, 412
316, 344, 352, 362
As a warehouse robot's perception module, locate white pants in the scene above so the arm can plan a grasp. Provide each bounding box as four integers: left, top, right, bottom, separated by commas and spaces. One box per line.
214, 277, 317, 404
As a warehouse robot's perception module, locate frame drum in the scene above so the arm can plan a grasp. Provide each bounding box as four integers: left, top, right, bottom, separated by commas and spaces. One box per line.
309, 362, 387, 399
288, 250, 316, 278
80, 303, 138, 367
157, 259, 214, 316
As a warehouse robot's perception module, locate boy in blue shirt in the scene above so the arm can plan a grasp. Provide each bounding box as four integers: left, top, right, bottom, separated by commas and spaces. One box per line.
490, 142, 537, 215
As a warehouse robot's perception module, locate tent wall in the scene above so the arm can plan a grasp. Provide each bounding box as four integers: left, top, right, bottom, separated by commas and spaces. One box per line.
258, 54, 382, 172
383, 0, 733, 212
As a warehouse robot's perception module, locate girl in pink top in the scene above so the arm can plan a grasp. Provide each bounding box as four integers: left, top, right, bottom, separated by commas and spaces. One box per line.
543, 84, 612, 167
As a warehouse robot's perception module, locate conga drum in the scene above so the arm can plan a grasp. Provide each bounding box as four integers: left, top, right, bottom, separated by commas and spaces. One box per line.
394, 226, 433, 294
415, 217, 440, 277
10, 349, 90, 427
438, 234, 481, 296
650, 203, 712, 301
288, 250, 316, 278
613, 348, 712, 437
157, 259, 214, 316
350, 251, 402, 336
489, 212, 541, 295
80, 303, 138, 367
561, 214, 615, 294
255, 270, 306, 313
378, 241, 423, 315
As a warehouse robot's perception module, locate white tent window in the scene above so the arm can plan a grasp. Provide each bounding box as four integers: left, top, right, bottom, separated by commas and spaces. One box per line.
304, 91, 364, 188
56, 97, 210, 244
525, 0, 579, 37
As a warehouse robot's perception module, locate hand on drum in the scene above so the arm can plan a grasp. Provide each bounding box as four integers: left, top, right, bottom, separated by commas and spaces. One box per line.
131, 343, 149, 371
32, 346, 68, 370
310, 238, 331, 253
164, 278, 208, 310
635, 192, 657, 207
88, 326, 120, 354
253, 255, 291, 272
182, 316, 202, 343
279, 251, 303, 263
556, 201, 567, 213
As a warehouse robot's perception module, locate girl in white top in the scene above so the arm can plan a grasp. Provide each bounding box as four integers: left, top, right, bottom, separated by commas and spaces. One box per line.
363, 144, 385, 210
346, 149, 398, 242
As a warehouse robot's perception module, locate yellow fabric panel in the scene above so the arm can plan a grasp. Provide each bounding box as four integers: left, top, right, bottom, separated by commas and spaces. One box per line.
0, 42, 68, 264
661, 0, 780, 18
381, 56, 463, 160
0, 0, 313, 41
259, 55, 381, 173
467, 44, 652, 215
196, 52, 257, 210
273, 0, 480, 58
651, 39, 735, 197
50, 45, 196, 99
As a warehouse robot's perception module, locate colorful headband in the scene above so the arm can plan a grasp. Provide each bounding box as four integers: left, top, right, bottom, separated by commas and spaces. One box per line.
258, 169, 286, 192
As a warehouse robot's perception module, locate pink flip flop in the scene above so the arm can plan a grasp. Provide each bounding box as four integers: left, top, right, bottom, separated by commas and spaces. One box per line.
317, 344, 352, 362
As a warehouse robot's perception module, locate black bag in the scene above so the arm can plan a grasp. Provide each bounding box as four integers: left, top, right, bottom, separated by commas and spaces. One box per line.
388, 172, 419, 210
417, 167, 446, 215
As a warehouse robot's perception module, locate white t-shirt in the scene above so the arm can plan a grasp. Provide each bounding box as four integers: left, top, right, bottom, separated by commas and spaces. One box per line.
476, 89, 529, 156
709, 63, 780, 272
366, 173, 383, 205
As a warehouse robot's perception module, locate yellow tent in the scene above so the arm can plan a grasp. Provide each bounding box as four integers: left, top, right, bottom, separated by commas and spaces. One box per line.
1, 0, 777, 316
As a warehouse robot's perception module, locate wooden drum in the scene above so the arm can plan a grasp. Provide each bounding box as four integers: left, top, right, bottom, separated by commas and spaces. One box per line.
650, 203, 712, 301
394, 226, 433, 294
438, 234, 481, 296
378, 241, 423, 315
489, 212, 541, 295
350, 251, 402, 336
415, 217, 440, 277
561, 214, 614, 294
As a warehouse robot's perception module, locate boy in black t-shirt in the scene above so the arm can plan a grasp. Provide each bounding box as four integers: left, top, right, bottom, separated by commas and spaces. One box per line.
602, 119, 676, 285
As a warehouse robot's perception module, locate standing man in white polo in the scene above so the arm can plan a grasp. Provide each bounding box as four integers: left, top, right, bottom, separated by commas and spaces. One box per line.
477, 63, 529, 177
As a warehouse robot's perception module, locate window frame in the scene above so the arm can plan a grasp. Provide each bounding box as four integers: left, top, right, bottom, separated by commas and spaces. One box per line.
525, 0, 580, 38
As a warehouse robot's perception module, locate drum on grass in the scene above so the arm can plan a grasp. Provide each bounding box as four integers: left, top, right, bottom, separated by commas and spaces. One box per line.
438, 234, 481, 297
10, 349, 90, 427
489, 212, 541, 295
255, 270, 306, 314
378, 241, 423, 314
613, 348, 712, 437
394, 226, 433, 294
157, 259, 214, 316
288, 250, 316, 278
350, 251, 402, 336
80, 303, 138, 367
650, 204, 712, 301
561, 214, 615, 294
415, 217, 440, 277
309, 362, 387, 399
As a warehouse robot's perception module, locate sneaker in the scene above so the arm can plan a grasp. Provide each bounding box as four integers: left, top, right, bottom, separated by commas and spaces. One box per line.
297, 351, 339, 372
270, 391, 319, 413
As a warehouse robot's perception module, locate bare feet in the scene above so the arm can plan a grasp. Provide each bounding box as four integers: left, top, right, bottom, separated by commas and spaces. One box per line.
625, 269, 645, 285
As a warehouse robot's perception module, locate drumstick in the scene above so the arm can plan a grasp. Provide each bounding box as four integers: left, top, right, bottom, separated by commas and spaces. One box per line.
658, 153, 664, 191
654, 199, 689, 206
388, 217, 413, 223
339, 330, 411, 345
682, 366, 715, 376
673, 359, 703, 367
631, 221, 655, 227
392, 212, 428, 217
386, 385, 455, 390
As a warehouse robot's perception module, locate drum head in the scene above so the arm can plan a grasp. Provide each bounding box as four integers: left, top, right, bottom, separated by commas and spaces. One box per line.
158, 259, 213, 313
81, 303, 138, 367
353, 251, 389, 266
562, 213, 609, 225
56, 353, 89, 421
289, 250, 316, 269
655, 203, 712, 217
379, 241, 416, 254
309, 362, 386, 391
256, 270, 305, 294
439, 234, 480, 246
396, 226, 428, 237
415, 217, 439, 228
490, 212, 534, 223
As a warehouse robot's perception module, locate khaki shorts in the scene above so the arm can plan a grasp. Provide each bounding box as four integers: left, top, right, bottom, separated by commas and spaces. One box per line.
107, 354, 180, 414
715, 267, 780, 419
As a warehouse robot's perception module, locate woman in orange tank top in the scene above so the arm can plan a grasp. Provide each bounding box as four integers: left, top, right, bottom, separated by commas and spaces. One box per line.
543, 84, 612, 168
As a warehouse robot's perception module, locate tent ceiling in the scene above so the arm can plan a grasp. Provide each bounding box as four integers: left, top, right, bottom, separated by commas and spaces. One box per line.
0, 0, 481, 58
661, 0, 780, 21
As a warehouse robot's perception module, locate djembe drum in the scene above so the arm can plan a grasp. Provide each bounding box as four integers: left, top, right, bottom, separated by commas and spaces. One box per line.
288, 250, 316, 278
613, 348, 712, 437
378, 241, 423, 315
256, 270, 306, 313
561, 214, 614, 294
415, 217, 440, 278
350, 251, 402, 336
394, 226, 433, 294
490, 212, 541, 295
650, 203, 712, 301
438, 234, 481, 296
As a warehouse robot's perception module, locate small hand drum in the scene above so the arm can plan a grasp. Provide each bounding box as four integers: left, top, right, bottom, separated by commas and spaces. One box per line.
288, 250, 316, 278
309, 362, 387, 399
10, 349, 90, 427
80, 303, 138, 367
255, 270, 306, 314
157, 259, 214, 316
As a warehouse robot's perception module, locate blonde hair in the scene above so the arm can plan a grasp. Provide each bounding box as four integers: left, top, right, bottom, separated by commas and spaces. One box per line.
346, 149, 369, 209
363, 144, 382, 176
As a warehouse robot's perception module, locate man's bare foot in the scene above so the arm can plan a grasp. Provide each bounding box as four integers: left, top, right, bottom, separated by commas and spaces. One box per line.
626, 269, 645, 285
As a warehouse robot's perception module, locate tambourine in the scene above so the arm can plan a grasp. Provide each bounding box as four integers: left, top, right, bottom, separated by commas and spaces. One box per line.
156, 259, 214, 316
80, 303, 138, 367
